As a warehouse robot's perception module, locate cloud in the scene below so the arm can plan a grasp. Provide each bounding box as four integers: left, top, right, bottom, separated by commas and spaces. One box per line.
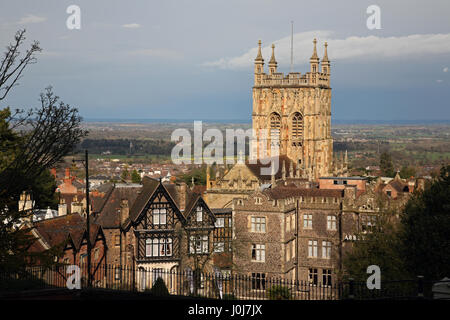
436, 79, 443, 83
17, 14, 47, 25
203, 31, 450, 69
122, 23, 140, 29
444, 67, 449, 72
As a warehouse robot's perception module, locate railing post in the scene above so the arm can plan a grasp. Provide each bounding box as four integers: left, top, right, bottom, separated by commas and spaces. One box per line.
348, 278, 355, 300
417, 275, 424, 299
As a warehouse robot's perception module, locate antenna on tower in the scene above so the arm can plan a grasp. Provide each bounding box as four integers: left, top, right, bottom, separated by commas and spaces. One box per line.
290, 21, 294, 72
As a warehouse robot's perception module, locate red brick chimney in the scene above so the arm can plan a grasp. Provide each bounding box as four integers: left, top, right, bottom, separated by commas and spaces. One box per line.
50, 168, 57, 179
176, 182, 187, 212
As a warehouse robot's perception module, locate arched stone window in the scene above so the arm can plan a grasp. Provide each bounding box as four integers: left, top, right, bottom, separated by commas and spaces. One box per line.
269, 112, 281, 145
291, 112, 303, 146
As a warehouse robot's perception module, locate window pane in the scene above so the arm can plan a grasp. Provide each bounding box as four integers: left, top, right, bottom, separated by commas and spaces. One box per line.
160, 209, 166, 225
153, 209, 160, 225
146, 239, 151, 257
214, 242, 224, 252
166, 239, 172, 256
152, 239, 159, 257
202, 237, 208, 253
215, 218, 224, 228
189, 236, 195, 254
196, 207, 202, 222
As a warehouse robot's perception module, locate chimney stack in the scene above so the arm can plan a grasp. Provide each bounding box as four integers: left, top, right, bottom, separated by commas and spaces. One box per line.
120, 199, 130, 225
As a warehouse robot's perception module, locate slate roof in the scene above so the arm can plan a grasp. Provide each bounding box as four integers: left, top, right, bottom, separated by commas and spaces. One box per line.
245, 155, 297, 181
264, 185, 343, 200
93, 184, 142, 229
211, 208, 232, 215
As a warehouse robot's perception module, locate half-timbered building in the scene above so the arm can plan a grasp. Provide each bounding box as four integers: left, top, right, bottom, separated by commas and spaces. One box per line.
119, 177, 222, 290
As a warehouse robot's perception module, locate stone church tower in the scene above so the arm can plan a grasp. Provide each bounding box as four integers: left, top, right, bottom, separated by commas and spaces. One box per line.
251, 39, 333, 180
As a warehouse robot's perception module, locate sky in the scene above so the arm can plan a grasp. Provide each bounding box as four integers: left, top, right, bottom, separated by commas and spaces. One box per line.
0, 0, 449, 122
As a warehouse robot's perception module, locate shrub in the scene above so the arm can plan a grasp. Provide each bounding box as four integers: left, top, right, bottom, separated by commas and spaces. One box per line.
150, 277, 169, 296
266, 285, 291, 300
222, 293, 237, 300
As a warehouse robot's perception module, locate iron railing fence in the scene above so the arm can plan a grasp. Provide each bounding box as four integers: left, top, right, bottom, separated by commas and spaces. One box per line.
0, 264, 446, 300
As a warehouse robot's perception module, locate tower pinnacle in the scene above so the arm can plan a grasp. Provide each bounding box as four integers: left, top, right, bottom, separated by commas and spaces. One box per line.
322, 42, 329, 62
310, 38, 319, 61
310, 38, 320, 74
321, 41, 330, 76
254, 40, 265, 84
255, 40, 264, 62
268, 44, 277, 74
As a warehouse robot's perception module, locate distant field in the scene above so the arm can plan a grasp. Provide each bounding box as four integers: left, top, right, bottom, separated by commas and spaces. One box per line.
78, 122, 450, 173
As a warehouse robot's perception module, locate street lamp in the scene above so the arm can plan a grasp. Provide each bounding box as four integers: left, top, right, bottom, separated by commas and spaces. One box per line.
72, 149, 92, 288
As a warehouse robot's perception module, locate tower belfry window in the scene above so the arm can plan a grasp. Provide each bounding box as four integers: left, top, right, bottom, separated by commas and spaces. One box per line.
292, 112, 303, 146
270, 113, 281, 145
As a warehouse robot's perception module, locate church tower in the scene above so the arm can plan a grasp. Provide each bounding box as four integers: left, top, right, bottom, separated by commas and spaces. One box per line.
251, 39, 333, 180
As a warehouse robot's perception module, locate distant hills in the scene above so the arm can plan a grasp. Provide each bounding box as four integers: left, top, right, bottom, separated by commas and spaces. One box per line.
84, 118, 450, 125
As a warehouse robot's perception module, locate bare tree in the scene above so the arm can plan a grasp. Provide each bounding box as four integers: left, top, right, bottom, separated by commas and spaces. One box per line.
0, 30, 87, 272
0, 29, 41, 101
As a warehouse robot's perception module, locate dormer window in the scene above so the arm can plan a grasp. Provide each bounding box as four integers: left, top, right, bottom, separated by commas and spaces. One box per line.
255, 197, 262, 205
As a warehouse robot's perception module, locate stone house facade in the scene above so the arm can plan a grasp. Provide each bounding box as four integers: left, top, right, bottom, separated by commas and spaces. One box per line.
231, 180, 412, 286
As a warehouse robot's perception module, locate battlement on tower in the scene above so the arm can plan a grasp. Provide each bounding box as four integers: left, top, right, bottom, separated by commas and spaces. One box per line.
253, 39, 331, 88
255, 70, 330, 88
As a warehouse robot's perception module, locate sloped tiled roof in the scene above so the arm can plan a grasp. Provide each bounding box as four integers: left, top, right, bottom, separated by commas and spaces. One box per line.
32, 213, 102, 251
388, 180, 408, 193
128, 177, 160, 222
192, 185, 206, 195
183, 191, 201, 219
91, 183, 115, 214
164, 183, 181, 209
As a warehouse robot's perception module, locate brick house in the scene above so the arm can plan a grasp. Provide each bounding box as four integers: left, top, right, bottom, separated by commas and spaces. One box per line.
91, 183, 142, 265
28, 213, 107, 284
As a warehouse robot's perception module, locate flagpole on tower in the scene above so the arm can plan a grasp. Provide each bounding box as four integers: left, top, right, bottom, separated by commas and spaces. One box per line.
290, 21, 294, 72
